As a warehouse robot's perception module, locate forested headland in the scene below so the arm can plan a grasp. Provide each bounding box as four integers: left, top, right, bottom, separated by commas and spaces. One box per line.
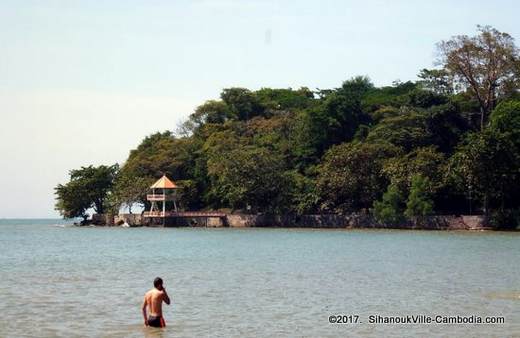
56, 26, 520, 229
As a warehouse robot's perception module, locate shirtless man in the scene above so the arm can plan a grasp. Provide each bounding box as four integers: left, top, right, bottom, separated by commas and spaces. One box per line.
142, 277, 171, 328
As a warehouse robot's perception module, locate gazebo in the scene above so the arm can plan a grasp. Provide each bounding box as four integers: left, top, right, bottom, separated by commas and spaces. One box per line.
147, 174, 179, 217
143, 174, 226, 227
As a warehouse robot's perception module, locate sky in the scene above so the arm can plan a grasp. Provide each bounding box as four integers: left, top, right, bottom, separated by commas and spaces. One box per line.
1, 0, 519, 218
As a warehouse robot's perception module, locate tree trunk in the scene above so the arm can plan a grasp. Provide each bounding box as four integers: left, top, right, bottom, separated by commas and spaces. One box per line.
95, 200, 104, 215
483, 193, 489, 216
81, 214, 88, 225
480, 106, 485, 132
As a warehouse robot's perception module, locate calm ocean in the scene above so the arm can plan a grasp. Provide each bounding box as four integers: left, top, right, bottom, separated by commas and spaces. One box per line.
0, 219, 519, 337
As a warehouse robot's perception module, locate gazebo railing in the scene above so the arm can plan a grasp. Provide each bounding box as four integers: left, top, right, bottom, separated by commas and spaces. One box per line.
144, 211, 226, 218
147, 194, 176, 201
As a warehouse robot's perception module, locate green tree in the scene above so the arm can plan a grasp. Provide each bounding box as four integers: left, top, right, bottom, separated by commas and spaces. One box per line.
383, 146, 446, 195
317, 142, 400, 212
220, 87, 264, 120
188, 100, 231, 129
325, 77, 373, 144
55, 181, 92, 221
366, 108, 431, 152
175, 179, 199, 211
418, 68, 454, 95
362, 81, 417, 112
369, 106, 400, 123
55, 164, 119, 219
373, 184, 405, 225
448, 130, 519, 214
255, 87, 314, 111
294, 77, 373, 162
245, 113, 297, 164
489, 100, 520, 149
206, 145, 291, 212
292, 105, 331, 162
112, 173, 152, 213
406, 88, 448, 108
405, 175, 434, 218
426, 102, 469, 153
284, 170, 319, 214
123, 132, 194, 180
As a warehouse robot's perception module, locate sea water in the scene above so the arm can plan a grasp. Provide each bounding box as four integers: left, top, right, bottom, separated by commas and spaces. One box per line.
0, 220, 519, 337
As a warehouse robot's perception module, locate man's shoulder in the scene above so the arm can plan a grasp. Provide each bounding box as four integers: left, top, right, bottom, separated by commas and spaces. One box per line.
148, 289, 164, 296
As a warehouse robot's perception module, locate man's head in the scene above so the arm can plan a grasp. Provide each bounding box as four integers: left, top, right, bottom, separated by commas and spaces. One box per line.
153, 277, 163, 290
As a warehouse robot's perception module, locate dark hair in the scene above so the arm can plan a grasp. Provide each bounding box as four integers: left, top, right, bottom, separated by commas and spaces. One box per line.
153, 277, 163, 288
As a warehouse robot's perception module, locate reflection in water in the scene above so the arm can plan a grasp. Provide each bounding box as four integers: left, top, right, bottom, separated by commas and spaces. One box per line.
143, 327, 166, 338
0, 223, 519, 337
485, 291, 520, 300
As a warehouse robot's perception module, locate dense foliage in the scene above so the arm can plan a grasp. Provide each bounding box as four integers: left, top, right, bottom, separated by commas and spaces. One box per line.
56, 27, 520, 228
55, 165, 119, 220
373, 184, 405, 226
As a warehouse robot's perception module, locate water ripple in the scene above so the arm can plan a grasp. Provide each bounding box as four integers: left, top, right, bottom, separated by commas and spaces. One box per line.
0, 225, 519, 337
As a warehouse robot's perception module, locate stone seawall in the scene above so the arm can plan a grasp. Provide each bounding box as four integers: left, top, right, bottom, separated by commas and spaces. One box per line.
92, 213, 492, 230
225, 214, 491, 230
91, 213, 115, 226
112, 214, 225, 227
225, 214, 370, 228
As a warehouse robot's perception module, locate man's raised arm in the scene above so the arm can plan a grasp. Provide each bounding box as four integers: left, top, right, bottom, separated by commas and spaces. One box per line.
162, 288, 171, 305
141, 296, 148, 326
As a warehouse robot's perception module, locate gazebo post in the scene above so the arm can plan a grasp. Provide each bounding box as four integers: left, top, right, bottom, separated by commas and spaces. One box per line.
162, 188, 166, 216
150, 188, 156, 213
162, 190, 165, 226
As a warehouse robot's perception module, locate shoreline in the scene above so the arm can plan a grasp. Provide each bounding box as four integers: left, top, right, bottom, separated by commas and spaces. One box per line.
76, 224, 519, 233
83, 212, 516, 231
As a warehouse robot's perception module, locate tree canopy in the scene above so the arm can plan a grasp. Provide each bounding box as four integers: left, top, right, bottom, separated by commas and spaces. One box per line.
56, 26, 520, 228
436, 25, 520, 130
55, 165, 119, 220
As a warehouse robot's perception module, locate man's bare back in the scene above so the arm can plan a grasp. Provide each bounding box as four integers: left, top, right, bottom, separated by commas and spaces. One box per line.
142, 277, 171, 327
144, 288, 167, 316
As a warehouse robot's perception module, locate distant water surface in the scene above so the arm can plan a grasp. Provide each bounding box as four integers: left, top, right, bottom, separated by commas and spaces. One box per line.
0, 220, 519, 337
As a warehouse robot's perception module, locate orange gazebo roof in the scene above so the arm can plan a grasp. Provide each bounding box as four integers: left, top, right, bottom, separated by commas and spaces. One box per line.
150, 174, 178, 189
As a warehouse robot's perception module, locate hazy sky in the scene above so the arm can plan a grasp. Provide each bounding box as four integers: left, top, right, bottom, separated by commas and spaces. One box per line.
1, 0, 519, 218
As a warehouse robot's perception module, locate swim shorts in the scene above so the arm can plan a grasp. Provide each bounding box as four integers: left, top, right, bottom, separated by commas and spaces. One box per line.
147, 315, 165, 328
